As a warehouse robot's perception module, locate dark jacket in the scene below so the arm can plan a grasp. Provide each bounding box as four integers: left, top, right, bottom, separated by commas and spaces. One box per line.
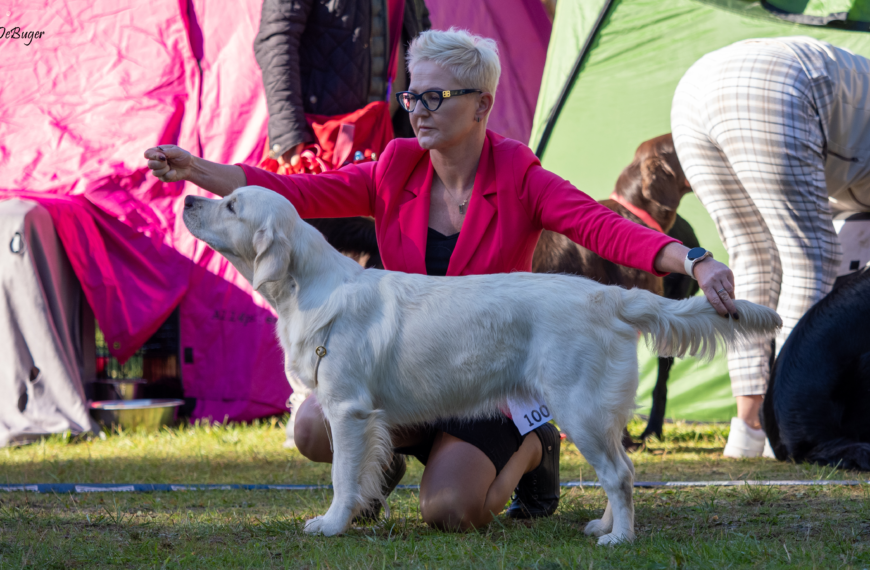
255, 0, 430, 155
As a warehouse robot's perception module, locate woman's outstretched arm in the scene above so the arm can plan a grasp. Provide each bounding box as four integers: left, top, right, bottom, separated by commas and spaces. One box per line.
526, 164, 739, 318
145, 144, 378, 219
144, 145, 246, 197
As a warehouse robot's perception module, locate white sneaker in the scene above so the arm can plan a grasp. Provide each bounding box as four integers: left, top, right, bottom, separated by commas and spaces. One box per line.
723, 417, 766, 458
762, 438, 777, 459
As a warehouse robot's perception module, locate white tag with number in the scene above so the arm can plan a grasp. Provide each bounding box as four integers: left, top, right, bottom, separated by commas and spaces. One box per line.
506, 394, 552, 436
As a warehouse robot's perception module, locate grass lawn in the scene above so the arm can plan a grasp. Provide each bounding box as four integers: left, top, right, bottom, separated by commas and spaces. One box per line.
2, 418, 869, 569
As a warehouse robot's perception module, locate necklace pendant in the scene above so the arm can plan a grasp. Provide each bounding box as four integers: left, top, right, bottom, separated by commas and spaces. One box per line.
459, 199, 468, 215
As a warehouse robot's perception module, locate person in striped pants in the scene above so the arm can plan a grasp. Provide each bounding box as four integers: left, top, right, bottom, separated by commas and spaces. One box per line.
672, 36, 870, 458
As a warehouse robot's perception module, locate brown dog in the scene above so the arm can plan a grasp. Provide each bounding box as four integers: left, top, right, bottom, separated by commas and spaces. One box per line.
532, 134, 699, 444
533, 134, 691, 293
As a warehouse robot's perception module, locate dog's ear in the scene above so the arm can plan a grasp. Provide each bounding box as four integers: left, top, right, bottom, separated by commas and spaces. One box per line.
640, 156, 682, 211
252, 225, 289, 291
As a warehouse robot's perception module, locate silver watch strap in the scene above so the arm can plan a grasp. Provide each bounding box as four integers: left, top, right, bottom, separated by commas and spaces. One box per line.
684, 251, 712, 280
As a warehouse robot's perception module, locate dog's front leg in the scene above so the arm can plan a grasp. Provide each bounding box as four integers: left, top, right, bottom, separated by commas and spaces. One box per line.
304, 404, 387, 536
283, 356, 312, 449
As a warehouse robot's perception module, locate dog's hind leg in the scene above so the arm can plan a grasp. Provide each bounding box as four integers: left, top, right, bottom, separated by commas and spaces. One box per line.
553, 403, 635, 545
589, 438, 635, 545
586, 501, 614, 538
549, 357, 637, 544
583, 446, 636, 539
304, 402, 390, 536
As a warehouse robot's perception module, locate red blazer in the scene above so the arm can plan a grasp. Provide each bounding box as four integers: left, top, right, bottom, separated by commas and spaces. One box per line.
239, 131, 676, 277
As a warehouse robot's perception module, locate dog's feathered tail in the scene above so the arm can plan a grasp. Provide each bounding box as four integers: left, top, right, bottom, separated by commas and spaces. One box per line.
610, 289, 782, 360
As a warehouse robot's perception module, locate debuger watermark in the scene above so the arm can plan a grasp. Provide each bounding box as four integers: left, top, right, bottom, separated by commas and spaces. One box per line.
1, 26, 45, 46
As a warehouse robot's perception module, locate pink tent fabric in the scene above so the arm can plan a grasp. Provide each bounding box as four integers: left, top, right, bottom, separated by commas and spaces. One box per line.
426, 0, 552, 144
1, 0, 285, 422
0, 0, 549, 423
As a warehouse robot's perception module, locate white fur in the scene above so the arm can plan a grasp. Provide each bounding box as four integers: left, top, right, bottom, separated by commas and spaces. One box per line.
183, 186, 783, 544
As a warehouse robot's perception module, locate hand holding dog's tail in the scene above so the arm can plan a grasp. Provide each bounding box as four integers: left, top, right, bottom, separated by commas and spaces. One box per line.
614, 289, 782, 359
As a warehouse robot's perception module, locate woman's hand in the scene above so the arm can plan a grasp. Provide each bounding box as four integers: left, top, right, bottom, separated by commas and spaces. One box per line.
143, 145, 246, 197
279, 142, 306, 169
144, 145, 195, 183
693, 258, 739, 319
654, 242, 739, 319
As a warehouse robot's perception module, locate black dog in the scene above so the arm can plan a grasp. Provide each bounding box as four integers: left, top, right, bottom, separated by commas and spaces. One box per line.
762, 267, 870, 470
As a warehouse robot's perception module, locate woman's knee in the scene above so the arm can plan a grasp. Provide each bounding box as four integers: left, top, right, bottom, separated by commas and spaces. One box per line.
420, 490, 491, 531
293, 396, 332, 462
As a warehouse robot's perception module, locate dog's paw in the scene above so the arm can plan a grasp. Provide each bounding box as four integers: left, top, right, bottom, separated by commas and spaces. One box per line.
304, 516, 326, 535
596, 531, 635, 546
583, 518, 612, 537
304, 514, 349, 536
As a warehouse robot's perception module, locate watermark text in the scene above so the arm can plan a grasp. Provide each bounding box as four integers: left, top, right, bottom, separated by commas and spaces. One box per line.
0, 26, 45, 46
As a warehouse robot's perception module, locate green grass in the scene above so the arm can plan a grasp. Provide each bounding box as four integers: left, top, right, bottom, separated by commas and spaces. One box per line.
2, 418, 869, 569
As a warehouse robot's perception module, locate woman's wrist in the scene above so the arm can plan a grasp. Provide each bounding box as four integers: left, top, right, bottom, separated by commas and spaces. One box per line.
186, 154, 203, 186
654, 242, 690, 275
655, 241, 738, 317
189, 156, 247, 197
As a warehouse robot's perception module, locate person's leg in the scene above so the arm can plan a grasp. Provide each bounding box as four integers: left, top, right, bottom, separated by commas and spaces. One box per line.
709, 47, 841, 369
418, 430, 542, 531
672, 64, 782, 409
294, 394, 430, 463
675, 43, 841, 456
293, 394, 335, 463
736, 395, 764, 429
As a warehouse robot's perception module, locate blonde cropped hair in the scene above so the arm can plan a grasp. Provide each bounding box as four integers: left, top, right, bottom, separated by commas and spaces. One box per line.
407, 28, 501, 98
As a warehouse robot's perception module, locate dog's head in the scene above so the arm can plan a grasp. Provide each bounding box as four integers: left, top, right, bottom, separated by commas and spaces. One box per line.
613, 134, 691, 233
182, 186, 300, 292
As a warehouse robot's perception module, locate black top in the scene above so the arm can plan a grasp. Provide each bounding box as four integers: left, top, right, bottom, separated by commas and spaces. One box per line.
425, 227, 460, 276
254, 0, 431, 152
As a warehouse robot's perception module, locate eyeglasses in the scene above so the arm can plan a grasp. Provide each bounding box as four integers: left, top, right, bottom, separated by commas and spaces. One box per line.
395, 89, 482, 113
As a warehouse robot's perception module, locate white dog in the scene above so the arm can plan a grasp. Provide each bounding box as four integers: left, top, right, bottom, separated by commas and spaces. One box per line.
182, 186, 781, 545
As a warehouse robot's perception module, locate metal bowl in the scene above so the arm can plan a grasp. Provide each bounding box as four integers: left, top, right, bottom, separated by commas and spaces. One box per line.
89, 399, 184, 432
92, 378, 148, 401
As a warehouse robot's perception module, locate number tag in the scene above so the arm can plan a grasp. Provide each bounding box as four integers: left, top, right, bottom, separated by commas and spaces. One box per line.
506, 394, 552, 436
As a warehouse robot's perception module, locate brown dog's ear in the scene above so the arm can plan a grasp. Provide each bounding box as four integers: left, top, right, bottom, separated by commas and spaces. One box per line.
252, 226, 289, 291
640, 156, 682, 211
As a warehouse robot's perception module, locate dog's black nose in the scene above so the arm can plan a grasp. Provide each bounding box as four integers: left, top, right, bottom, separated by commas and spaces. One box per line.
184, 195, 196, 209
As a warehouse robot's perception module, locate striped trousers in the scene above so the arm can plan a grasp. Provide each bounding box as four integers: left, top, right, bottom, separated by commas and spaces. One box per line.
671, 40, 841, 396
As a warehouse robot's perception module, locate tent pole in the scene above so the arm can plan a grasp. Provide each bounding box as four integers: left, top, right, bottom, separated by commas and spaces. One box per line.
535, 0, 617, 158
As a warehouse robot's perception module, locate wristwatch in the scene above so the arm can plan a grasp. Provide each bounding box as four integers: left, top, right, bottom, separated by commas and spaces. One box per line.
684, 247, 713, 280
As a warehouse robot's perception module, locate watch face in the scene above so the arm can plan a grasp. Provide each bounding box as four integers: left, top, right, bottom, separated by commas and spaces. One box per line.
687, 247, 707, 261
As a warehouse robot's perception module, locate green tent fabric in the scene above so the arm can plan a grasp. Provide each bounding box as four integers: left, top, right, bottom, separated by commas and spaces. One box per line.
765, 0, 870, 25
530, 0, 870, 421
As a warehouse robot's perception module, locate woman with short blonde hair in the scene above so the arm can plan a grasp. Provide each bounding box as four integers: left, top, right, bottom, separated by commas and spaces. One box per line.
146, 28, 737, 531
408, 27, 502, 99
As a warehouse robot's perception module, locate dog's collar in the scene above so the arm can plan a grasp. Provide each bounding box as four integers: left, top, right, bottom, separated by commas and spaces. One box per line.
313, 319, 337, 454
609, 193, 664, 233
313, 319, 337, 387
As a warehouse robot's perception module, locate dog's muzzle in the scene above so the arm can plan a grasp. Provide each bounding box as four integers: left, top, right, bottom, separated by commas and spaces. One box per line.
182, 195, 203, 234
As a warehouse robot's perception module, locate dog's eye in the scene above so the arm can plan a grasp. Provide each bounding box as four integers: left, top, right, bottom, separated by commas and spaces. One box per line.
226, 201, 235, 213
